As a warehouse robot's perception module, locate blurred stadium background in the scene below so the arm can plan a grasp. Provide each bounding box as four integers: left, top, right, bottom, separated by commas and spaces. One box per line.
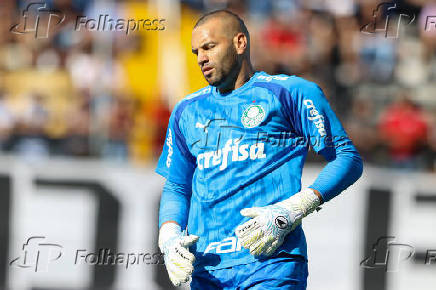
0, 0, 435, 289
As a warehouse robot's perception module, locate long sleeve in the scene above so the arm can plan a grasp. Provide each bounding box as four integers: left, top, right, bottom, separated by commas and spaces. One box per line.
310, 143, 363, 202
287, 79, 363, 202
158, 179, 192, 229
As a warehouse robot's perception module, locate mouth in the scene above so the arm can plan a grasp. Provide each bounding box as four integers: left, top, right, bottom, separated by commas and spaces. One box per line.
202, 66, 214, 76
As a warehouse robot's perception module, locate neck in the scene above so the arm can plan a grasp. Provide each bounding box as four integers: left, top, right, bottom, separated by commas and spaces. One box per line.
218, 61, 255, 94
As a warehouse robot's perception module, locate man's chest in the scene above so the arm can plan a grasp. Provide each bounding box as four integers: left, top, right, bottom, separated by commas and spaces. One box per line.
180, 93, 295, 159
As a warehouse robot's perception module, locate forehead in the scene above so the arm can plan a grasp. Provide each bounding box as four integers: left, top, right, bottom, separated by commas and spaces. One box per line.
191, 18, 227, 47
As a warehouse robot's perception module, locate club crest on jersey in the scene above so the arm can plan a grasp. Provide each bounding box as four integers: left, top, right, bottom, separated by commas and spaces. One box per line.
241, 104, 265, 128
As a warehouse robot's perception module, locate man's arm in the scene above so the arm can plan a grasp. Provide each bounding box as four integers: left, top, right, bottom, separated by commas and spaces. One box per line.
158, 179, 198, 287
309, 143, 363, 203
159, 179, 192, 229
236, 78, 363, 256
155, 101, 197, 286
296, 79, 363, 202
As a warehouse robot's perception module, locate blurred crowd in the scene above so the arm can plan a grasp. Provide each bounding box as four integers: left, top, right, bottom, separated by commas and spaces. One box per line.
0, 0, 435, 171
0, 0, 173, 164
215, 0, 436, 170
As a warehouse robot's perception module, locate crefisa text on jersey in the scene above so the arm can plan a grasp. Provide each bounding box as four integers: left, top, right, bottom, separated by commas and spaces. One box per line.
165, 128, 173, 168
303, 99, 326, 137
197, 138, 266, 171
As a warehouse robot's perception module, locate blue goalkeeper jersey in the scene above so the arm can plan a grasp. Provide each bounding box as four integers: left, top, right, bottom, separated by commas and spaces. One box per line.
156, 71, 354, 271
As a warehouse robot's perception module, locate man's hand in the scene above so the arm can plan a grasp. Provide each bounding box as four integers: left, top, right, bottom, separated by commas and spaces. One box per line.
235, 188, 321, 257
159, 222, 199, 286
235, 203, 295, 256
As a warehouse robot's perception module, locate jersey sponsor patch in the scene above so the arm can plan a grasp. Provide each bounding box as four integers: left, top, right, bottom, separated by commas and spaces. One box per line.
256, 75, 289, 82
197, 138, 266, 171
204, 236, 242, 254
303, 99, 327, 137
166, 128, 173, 168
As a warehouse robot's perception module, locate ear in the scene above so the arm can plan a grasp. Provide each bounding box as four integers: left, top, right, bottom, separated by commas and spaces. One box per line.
233, 32, 248, 55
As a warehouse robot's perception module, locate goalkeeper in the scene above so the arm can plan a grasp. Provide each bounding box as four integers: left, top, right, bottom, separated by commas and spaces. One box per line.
156, 9, 363, 290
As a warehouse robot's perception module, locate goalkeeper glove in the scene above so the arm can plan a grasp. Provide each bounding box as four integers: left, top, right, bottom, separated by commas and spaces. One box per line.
158, 223, 199, 286
235, 188, 321, 257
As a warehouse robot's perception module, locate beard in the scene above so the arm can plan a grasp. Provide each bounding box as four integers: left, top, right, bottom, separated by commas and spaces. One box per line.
207, 46, 241, 90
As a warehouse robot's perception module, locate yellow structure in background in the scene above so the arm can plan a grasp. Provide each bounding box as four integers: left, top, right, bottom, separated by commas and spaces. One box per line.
120, 3, 160, 101
120, 3, 159, 163
2, 70, 73, 138
120, 3, 206, 102
180, 5, 208, 96
0, 2, 208, 164
122, 2, 206, 163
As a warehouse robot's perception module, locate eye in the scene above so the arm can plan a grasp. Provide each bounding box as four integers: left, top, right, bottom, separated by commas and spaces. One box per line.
203, 43, 215, 50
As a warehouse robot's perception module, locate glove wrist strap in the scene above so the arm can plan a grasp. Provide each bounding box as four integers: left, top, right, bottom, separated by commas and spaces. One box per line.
158, 222, 182, 249
276, 188, 321, 219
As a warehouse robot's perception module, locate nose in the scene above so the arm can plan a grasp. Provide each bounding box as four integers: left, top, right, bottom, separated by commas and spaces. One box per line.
197, 51, 208, 67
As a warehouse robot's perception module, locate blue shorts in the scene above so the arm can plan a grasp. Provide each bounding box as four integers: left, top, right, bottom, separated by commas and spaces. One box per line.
191, 253, 308, 290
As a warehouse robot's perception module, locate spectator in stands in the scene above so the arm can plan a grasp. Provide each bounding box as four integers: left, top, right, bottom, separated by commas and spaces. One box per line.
102, 96, 133, 163
0, 90, 13, 151
13, 93, 50, 161
345, 97, 378, 163
378, 94, 430, 169
258, 5, 307, 75
63, 90, 91, 157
